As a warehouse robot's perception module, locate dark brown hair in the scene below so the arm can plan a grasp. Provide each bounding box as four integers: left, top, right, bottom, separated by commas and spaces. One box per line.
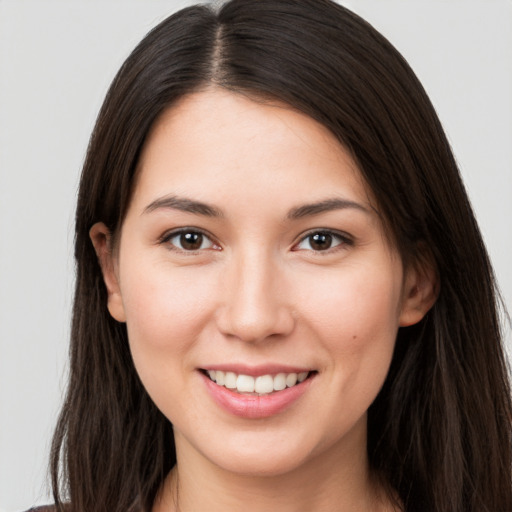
50, 1, 512, 511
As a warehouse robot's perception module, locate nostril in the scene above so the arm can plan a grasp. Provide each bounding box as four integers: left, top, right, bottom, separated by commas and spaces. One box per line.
215, 304, 296, 343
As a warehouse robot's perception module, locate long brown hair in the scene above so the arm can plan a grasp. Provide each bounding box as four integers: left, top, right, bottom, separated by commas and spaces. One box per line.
50, 1, 512, 511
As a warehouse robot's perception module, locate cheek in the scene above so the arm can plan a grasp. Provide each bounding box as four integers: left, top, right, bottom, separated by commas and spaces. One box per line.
301, 263, 402, 341
118, 261, 222, 423
119, 261, 217, 373
300, 263, 402, 393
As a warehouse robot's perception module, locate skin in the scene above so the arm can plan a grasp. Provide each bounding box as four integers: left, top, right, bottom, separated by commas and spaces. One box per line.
91, 88, 436, 511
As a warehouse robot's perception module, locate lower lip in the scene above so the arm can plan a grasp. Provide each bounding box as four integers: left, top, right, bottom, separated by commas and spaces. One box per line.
201, 372, 314, 419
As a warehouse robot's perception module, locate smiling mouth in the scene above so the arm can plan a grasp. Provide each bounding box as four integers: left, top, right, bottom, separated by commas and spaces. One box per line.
202, 369, 313, 396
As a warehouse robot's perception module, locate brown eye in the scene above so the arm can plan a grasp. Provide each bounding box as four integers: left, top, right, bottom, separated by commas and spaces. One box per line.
295, 231, 350, 252
167, 230, 215, 251
308, 233, 333, 251
180, 232, 203, 250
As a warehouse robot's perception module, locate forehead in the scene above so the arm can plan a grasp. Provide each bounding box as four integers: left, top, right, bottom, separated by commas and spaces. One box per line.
131, 88, 374, 217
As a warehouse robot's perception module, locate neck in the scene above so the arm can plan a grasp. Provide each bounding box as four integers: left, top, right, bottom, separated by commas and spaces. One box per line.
153, 423, 396, 512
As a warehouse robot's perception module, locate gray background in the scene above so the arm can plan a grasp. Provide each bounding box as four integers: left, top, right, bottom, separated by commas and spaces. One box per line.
1, 1, 511, 510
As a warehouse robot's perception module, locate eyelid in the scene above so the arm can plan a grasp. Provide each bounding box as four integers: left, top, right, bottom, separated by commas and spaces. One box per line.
159, 227, 221, 252
158, 227, 352, 254
292, 228, 354, 252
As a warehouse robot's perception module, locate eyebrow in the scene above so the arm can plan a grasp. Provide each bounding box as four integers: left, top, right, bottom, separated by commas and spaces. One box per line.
287, 198, 370, 220
143, 195, 223, 217
142, 194, 369, 220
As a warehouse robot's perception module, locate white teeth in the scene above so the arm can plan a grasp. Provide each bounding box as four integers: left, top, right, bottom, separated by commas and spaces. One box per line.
285, 373, 297, 387
255, 375, 274, 394
207, 370, 310, 394
298, 372, 308, 382
273, 373, 287, 391
216, 370, 225, 386
236, 374, 255, 393
224, 371, 237, 389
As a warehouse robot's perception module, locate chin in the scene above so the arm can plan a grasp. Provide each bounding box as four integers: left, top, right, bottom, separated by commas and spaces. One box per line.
193, 427, 328, 478
213, 449, 308, 478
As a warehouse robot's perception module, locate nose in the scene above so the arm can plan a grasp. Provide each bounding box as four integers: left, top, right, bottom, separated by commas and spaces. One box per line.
215, 249, 295, 343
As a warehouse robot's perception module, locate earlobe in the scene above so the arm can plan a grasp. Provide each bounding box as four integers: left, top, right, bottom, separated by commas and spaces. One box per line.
89, 222, 126, 323
399, 258, 439, 327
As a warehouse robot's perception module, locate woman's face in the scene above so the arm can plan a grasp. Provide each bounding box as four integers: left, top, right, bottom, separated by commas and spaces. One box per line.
93, 88, 428, 477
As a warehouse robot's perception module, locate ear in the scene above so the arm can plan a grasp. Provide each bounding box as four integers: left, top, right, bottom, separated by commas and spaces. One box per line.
399, 253, 439, 327
89, 222, 126, 323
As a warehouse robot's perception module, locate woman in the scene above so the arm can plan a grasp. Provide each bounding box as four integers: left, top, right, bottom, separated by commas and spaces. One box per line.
41, 0, 512, 511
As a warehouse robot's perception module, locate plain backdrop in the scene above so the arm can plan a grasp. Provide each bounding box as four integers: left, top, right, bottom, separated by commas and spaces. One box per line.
0, 1, 511, 510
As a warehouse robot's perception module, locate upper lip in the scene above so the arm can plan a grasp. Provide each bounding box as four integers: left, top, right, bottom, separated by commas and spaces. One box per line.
200, 363, 313, 377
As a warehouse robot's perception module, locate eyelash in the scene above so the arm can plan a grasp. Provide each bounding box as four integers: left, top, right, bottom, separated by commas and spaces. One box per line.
159, 228, 353, 254
159, 228, 220, 254
293, 229, 353, 254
